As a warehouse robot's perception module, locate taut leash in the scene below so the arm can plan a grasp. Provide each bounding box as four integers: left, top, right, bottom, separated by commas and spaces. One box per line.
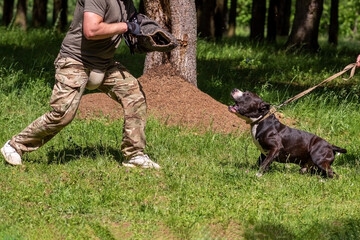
252, 63, 357, 125
276, 63, 357, 109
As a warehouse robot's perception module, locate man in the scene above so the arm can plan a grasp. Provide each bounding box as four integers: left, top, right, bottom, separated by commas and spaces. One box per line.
1, 0, 160, 169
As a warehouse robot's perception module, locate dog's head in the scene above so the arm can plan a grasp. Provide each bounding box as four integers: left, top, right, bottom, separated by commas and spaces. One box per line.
228, 89, 270, 123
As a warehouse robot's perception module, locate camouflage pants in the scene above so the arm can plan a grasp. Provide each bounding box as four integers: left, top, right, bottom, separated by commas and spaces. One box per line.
10, 56, 147, 160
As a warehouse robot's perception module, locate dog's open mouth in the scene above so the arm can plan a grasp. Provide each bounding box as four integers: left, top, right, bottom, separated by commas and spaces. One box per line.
228, 105, 237, 113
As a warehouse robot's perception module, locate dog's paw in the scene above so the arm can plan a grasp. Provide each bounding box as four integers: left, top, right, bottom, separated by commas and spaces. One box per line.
256, 172, 263, 178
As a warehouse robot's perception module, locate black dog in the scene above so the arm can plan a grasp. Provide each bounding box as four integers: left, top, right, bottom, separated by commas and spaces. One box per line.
228, 89, 346, 178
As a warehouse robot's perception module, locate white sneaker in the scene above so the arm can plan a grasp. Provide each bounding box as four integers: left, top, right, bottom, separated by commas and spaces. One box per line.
122, 154, 161, 169
1, 140, 22, 165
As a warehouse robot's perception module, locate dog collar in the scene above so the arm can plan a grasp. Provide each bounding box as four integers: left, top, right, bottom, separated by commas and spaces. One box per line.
250, 106, 278, 126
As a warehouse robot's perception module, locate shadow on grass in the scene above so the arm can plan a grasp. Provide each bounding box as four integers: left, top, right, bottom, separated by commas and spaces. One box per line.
46, 144, 124, 165
243, 217, 360, 240
243, 222, 295, 240
302, 218, 360, 240
335, 152, 360, 168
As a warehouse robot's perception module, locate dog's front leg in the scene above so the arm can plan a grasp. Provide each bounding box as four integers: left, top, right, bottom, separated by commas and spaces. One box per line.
256, 149, 279, 177
257, 153, 266, 167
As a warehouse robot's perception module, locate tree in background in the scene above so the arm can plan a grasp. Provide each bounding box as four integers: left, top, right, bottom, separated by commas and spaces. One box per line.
53, 0, 68, 32
267, 0, 291, 42
14, 0, 27, 30
2, 0, 359, 50
2, 0, 14, 26
143, 0, 197, 86
32, 0, 48, 27
328, 0, 339, 45
214, 0, 228, 39
276, 0, 291, 36
267, 0, 279, 42
196, 0, 228, 39
196, 0, 216, 38
286, 0, 324, 51
227, 0, 237, 37
250, 0, 266, 41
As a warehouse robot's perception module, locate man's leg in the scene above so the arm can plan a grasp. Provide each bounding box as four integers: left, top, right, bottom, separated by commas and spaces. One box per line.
10, 81, 86, 153
98, 62, 160, 169
2, 58, 87, 164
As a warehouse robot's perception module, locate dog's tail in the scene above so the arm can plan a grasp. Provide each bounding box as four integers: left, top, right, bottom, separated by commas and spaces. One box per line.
332, 145, 347, 156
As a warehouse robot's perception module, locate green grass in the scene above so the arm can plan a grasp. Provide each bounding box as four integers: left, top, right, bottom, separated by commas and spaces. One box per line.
1, 27, 360, 239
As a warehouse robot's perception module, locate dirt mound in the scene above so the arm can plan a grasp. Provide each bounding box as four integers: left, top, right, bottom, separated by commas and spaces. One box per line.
78, 64, 248, 134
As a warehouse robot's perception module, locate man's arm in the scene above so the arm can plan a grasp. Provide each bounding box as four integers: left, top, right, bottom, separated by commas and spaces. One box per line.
83, 11, 128, 40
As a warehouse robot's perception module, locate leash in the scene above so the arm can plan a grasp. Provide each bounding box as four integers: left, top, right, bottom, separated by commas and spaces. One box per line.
252, 63, 357, 125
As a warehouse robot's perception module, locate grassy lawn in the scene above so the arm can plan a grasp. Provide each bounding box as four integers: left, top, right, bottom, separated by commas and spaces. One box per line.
0, 27, 360, 239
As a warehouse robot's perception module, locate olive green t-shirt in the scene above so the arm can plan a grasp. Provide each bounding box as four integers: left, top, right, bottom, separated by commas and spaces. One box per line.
59, 0, 135, 70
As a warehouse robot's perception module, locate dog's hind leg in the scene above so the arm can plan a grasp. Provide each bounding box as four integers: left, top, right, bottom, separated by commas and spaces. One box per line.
311, 153, 335, 178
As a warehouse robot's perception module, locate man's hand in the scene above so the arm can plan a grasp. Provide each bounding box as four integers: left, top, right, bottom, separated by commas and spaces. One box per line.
356, 54, 360, 68
126, 22, 141, 36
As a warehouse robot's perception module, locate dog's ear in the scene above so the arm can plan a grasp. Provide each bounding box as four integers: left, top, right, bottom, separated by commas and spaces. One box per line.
260, 102, 270, 111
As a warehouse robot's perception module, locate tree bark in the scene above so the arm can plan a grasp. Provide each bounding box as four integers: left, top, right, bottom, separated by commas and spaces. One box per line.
169, 0, 197, 85
143, 0, 171, 73
2, 0, 15, 26
250, 0, 266, 41
14, 0, 27, 30
227, 0, 237, 37
143, 0, 197, 86
32, 0, 48, 27
285, 0, 324, 51
328, 0, 338, 45
53, 0, 68, 31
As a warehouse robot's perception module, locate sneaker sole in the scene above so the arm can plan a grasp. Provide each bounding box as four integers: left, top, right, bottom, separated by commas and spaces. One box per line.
122, 162, 137, 168
1, 147, 22, 166
122, 162, 160, 169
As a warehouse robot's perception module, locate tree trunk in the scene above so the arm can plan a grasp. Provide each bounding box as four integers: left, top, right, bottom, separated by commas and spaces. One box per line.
250, 0, 266, 41
143, 0, 197, 86
267, 0, 292, 41
286, 0, 323, 51
2, 0, 15, 26
227, 0, 237, 37
53, 0, 68, 31
32, 0, 48, 27
196, 0, 216, 38
142, 0, 171, 73
214, 0, 228, 39
277, 0, 291, 36
267, 0, 279, 42
14, 0, 27, 30
328, 0, 338, 45
169, 0, 197, 85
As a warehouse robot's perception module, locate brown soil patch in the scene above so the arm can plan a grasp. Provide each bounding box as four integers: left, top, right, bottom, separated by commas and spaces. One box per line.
77, 64, 247, 134
78, 64, 291, 134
